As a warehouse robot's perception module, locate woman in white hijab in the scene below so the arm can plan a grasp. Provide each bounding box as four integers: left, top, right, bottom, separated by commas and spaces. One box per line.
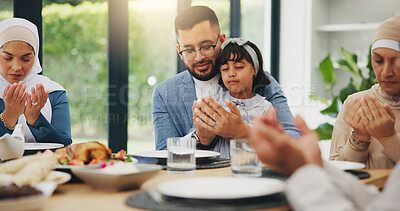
0, 18, 71, 146
330, 15, 400, 169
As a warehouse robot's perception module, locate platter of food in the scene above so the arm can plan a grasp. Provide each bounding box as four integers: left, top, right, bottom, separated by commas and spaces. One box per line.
71, 163, 162, 191
54, 141, 136, 167
44, 171, 71, 185
0, 182, 57, 211
0, 152, 60, 211
53, 141, 139, 183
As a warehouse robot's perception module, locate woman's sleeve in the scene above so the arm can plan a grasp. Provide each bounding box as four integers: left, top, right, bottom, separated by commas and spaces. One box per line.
381, 133, 400, 163
28, 91, 72, 146
330, 97, 369, 162
0, 99, 13, 135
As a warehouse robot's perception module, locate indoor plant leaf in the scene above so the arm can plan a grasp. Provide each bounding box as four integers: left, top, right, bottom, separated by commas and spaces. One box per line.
319, 54, 336, 86
338, 47, 362, 78
339, 79, 358, 103
309, 94, 328, 105
320, 96, 339, 117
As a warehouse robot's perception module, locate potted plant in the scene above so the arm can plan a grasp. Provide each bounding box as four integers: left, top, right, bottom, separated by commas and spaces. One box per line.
310, 47, 377, 140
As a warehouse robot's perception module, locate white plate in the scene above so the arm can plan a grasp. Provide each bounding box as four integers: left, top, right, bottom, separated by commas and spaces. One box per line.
44, 171, 71, 185
135, 150, 220, 159
328, 160, 366, 170
24, 143, 64, 151
158, 177, 285, 200
0, 181, 57, 211
71, 164, 162, 191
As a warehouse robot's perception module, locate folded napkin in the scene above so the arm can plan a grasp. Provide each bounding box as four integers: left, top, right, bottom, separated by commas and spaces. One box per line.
0, 124, 25, 161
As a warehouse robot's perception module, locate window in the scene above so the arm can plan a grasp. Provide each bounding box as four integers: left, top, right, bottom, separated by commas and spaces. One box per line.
0, 0, 13, 21
127, 0, 177, 153
191, 0, 230, 34
242, 0, 269, 70
42, 1, 108, 146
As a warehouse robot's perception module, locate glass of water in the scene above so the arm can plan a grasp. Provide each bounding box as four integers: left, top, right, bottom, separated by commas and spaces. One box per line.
230, 139, 262, 177
167, 137, 196, 174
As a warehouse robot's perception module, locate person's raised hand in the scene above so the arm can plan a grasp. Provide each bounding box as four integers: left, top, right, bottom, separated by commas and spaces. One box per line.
192, 99, 217, 145
192, 96, 250, 140
343, 97, 371, 141
360, 95, 396, 146
1, 81, 27, 127
294, 115, 322, 167
250, 109, 321, 175
24, 83, 49, 126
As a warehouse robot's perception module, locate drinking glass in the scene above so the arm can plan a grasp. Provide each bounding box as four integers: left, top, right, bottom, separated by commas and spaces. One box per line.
167, 137, 196, 173
230, 139, 262, 177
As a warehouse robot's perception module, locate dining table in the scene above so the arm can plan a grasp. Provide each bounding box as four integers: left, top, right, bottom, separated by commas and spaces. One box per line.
44, 166, 392, 211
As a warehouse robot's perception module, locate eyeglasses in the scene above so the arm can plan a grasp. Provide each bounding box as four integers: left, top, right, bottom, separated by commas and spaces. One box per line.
179, 34, 220, 61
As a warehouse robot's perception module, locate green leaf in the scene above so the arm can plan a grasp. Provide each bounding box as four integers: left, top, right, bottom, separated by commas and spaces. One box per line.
367, 45, 373, 71
338, 47, 362, 78
124, 156, 133, 163
309, 94, 328, 105
338, 80, 358, 103
318, 54, 336, 85
320, 96, 339, 117
314, 123, 334, 140
359, 78, 371, 91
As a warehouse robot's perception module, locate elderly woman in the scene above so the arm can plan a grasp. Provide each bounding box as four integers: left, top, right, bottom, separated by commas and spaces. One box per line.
0, 18, 71, 146
330, 14, 400, 169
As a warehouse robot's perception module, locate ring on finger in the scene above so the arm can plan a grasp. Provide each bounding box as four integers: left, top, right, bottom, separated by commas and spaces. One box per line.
32, 102, 38, 106
211, 121, 216, 127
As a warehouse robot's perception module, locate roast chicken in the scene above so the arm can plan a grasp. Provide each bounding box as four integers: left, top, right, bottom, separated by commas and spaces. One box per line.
55, 141, 112, 164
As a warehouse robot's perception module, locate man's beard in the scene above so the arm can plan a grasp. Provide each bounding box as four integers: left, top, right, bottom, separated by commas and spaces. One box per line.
186, 59, 219, 81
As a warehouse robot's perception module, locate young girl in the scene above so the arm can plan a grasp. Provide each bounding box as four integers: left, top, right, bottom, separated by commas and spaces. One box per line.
194, 38, 272, 159
214, 37, 272, 124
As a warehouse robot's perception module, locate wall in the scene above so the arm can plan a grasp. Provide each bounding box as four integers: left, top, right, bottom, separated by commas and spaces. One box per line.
279, 0, 400, 129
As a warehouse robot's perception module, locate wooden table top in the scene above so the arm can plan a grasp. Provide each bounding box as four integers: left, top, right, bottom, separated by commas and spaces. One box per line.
44, 167, 392, 211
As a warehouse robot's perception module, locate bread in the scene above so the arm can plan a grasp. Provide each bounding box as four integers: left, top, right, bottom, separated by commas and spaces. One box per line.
0, 152, 57, 186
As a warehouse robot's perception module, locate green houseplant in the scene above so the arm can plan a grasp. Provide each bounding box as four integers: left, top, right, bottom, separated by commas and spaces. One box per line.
310, 47, 377, 140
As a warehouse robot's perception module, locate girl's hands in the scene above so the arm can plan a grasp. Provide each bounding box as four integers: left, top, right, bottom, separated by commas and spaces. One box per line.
24, 83, 49, 126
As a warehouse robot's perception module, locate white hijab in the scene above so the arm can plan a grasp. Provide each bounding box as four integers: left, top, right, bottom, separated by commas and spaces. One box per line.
0, 18, 66, 142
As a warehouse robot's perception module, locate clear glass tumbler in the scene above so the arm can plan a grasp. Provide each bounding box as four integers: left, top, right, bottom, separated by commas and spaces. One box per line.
230, 139, 262, 177
167, 137, 196, 174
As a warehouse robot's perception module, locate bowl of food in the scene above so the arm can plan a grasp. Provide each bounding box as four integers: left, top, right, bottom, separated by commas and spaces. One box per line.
71, 163, 162, 191
53, 141, 137, 183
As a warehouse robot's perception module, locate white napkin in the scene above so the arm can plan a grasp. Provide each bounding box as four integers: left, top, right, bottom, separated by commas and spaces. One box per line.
0, 124, 25, 160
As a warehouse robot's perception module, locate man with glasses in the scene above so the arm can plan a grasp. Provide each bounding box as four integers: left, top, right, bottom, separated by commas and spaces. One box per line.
152, 6, 300, 154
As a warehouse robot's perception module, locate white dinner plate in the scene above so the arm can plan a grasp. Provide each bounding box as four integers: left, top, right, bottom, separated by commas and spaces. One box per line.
158, 177, 285, 200
327, 160, 366, 170
24, 143, 64, 151
135, 150, 220, 159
